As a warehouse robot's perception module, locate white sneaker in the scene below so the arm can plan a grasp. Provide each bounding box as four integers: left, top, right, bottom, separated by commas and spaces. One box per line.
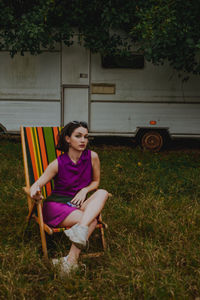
52, 256, 78, 276
64, 224, 88, 249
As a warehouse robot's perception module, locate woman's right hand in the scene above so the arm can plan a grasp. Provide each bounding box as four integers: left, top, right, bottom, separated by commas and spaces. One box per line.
30, 183, 44, 201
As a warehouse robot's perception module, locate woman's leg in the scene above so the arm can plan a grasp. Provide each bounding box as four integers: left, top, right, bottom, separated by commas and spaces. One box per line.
66, 219, 97, 264
59, 189, 108, 228
59, 210, 97, 264
58, 189, 108, 264
64, 189, 108, 253
79, 189, 108, 226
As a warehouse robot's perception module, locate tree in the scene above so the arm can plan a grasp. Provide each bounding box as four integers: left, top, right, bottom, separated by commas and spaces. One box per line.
0, 0, 200, 76
0, 0, 137, 56
131, 0, 200, 76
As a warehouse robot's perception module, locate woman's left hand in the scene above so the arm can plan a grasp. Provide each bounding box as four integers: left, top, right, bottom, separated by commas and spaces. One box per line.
71, 188, 88, 208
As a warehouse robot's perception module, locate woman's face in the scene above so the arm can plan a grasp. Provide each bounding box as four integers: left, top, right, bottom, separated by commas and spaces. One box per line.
65, 126, 89, 151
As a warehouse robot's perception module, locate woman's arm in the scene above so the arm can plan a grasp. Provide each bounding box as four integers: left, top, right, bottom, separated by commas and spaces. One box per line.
71, 151, 100, 206
84, 150, 100, 193
30, 159, 58, 200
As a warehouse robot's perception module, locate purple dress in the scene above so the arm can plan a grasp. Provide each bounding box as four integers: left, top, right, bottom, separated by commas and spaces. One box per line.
43, 149, 92, 227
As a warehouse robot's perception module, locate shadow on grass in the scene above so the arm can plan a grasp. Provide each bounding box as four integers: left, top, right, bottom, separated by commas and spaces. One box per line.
1, 133, 200, 152
92, 136, 200, 152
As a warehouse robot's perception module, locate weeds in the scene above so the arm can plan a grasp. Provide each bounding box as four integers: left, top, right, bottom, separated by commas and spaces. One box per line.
0, 139, 200, 299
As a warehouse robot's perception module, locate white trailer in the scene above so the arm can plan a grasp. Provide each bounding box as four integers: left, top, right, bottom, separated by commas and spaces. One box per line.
0, 42, 200, 150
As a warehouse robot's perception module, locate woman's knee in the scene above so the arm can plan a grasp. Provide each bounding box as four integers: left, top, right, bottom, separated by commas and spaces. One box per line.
96, 189, 109, 201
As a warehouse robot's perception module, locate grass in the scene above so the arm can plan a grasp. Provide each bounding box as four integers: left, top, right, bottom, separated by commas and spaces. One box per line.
0, 137, 200, 299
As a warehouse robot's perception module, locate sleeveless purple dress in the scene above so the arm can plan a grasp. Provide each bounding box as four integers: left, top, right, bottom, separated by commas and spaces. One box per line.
42, 149, 92, 227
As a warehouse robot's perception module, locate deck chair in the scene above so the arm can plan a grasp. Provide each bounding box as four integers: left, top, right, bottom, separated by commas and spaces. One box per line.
20, 126, 107, 259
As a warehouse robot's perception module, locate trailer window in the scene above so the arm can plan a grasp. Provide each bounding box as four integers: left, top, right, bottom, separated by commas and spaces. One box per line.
101, 53, 144, 69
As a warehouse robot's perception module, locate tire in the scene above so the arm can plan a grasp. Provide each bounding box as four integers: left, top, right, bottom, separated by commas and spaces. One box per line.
140, 131, 164, 152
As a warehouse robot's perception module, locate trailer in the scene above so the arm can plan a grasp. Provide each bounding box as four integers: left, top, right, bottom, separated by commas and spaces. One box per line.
0, 41, 200, 151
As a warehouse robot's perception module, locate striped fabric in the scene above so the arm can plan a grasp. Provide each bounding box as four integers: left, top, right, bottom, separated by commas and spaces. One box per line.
23, 127, 62, 198
52, 227, 66, 233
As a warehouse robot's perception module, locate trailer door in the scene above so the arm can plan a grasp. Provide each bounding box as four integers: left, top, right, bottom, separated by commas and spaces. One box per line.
63, 85, 89, 124
62, 40, 90, 125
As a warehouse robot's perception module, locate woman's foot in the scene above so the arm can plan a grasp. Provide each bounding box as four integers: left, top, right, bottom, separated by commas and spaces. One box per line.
52, 256, 78, 276
64, 223, 88, 249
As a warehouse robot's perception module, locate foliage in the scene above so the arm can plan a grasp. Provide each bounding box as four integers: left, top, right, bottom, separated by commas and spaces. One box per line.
0, 0, 200, 75
0, 0, 137, 57
131, 0, 200, 76
1, 137, 200, 299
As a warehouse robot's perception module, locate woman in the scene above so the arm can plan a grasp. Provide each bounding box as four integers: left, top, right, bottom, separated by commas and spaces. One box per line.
30, 121, 108, 274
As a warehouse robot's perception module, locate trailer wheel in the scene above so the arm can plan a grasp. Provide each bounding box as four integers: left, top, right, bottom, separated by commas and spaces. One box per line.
140, 131, 164, 151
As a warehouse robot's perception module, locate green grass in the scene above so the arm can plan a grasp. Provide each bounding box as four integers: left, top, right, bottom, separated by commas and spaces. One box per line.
0, 137, 200, 299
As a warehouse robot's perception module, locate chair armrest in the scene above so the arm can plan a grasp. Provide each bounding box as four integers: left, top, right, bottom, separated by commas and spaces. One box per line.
23, 186, 31, 196
23, 186, 44, 202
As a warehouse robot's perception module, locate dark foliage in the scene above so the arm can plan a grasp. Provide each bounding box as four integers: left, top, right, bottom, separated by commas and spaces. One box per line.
0, 0, 200, 75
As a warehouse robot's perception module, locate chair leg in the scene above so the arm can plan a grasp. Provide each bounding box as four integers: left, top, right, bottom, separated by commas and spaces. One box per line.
82, 226, 106, 258
98, 215, 106, 251
100, 226, 106, 250
37, 202, 48, 259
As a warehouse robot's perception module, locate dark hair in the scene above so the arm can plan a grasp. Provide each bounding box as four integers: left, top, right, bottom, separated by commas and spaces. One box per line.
56, 121, 88, 152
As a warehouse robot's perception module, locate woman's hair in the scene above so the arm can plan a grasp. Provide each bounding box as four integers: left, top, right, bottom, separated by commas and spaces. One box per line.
56, 121, 88, 152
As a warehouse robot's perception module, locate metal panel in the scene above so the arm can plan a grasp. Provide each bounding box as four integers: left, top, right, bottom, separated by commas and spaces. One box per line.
0, 101, 60, 132
90, 102, 200, 135
91, 53, 200, 103
62, 41, 89, 85
0, 52, 60, 100
63, 88, 88, 124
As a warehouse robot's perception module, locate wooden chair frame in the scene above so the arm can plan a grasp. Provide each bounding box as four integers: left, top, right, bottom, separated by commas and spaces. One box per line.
20, 126, 107, 259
